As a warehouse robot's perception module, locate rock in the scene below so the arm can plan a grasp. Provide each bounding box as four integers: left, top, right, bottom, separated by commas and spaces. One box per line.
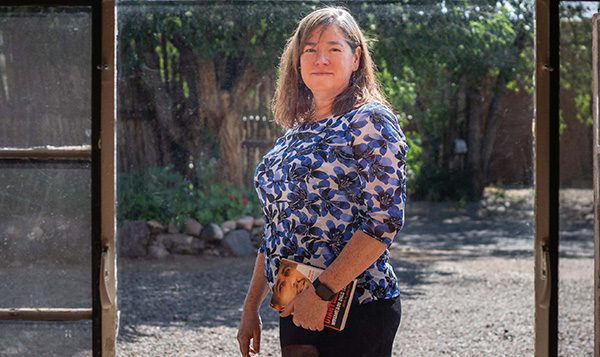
27, 226, 44, 241
170, 235, 195, 255
155, 233, 195, 254
147, 244, 169, 259
204, 248, 222, 257
167, 222, 179, 234
222, 220, 237, 234
236, 216, 255, 231
250, 226, 264, 243
253, 217, 265, 227
147, 220, 165, 234
222, 229, 255, 257
5, 225, 18, 237
191, 238, 205, 254
183, 218, 202, 237
200, 223, 224, 243
585, 213, 595, 221
118, 220, 150, 258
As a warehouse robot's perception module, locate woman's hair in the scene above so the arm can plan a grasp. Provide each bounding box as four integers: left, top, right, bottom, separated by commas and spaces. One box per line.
271, 6, 391, 129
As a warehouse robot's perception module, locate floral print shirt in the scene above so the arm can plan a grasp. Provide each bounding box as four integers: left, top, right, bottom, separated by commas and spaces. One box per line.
254, 102, 408, 304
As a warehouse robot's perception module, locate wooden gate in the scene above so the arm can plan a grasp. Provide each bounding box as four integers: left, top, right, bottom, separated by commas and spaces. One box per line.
241, 113, 282, 186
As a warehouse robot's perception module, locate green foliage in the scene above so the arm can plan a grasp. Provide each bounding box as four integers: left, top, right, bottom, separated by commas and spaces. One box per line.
118, 166, 185, 224
403, 131, 422, 199
560, 3, 595, 129
116, 1, 591, 202
118, 2, 312, 79
369, 1, 535, 199
117, 165, 261, 226
412, 164, 473, 202
378, 60, 417, 126
194, 182, 261, 226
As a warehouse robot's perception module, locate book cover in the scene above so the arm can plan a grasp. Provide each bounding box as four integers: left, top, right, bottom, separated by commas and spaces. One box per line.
269, 258, 357, 331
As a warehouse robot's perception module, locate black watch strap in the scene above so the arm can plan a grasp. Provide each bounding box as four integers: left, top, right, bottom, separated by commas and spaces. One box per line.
313, 277, 336, 301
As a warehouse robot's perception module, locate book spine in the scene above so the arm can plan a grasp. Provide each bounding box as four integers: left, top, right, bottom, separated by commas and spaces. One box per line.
324, 280, 356, 331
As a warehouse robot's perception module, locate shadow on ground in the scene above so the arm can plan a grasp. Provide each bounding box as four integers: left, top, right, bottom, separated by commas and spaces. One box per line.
117, 190, 594, 342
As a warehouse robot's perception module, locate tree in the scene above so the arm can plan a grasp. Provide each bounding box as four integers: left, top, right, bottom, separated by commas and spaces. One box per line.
119, 2, 314, 186
369, 0, 534, 199
560, 3, 595, 128
119, 1, 591, 199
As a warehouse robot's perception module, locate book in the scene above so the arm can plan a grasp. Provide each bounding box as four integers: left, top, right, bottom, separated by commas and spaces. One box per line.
269, 258, 357, 331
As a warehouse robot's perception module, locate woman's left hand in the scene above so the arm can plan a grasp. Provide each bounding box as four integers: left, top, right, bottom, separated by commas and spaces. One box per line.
280, 286, 329, 331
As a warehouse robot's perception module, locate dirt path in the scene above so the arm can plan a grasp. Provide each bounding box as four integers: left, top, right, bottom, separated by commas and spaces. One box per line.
114, 189, 595, 356
0, 189, 592, 356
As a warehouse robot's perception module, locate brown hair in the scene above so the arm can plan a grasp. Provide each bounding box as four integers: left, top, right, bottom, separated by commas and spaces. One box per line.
271, 6, 391, 129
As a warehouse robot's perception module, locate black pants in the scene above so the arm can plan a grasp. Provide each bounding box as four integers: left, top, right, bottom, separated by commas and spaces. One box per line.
279, 297, 401, 357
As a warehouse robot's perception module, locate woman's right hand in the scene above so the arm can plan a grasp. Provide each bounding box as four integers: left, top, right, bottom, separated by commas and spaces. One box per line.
237, 308, 262, 357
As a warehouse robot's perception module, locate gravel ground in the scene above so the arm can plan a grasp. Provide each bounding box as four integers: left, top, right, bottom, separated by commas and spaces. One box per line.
112, 188, 594, 357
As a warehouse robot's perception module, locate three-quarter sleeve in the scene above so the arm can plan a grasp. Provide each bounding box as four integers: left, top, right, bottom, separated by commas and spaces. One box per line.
350, 104, 408, 247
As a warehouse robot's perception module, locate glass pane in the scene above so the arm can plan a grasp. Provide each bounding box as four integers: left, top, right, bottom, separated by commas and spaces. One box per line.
0, 320, 91, 356
0, 163, 91, 308
117, 1, 535, 355
0, 7, 91, 148
558, 3, 597, 356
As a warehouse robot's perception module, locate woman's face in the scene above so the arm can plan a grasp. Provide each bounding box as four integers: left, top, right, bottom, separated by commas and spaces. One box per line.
273, 264, 311, 308
300, 25, 361, 101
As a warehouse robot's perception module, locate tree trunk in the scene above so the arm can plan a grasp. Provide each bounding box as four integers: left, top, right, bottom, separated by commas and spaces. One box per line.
481, 74, 507, 180
415, 97, 433, 163
442, 89, 460, 170
218, 96, 244, 187
194, 53, 257, 188
466, 86, 485, 199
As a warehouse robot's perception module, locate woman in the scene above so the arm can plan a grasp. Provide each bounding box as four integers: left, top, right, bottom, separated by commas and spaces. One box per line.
237, 6, 408, 357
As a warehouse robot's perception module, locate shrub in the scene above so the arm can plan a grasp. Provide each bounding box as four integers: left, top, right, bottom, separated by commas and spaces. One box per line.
117, 165, 261, 227
411, 164, 473, 202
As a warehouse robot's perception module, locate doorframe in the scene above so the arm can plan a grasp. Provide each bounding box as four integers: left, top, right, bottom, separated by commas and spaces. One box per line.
536, 1, 600, 356
95, 1, 116, 356
534, 0, 560, 355
592, 10, 600, 357
0, 1, 117, 356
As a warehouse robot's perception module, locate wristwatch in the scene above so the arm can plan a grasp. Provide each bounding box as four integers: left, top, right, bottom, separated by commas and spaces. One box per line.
312, 278, 336, 301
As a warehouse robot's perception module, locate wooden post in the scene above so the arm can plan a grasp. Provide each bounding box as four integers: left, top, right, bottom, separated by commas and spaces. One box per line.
534, 0, 560, 356
592, 13, 600, 357
93, 1, 117, 356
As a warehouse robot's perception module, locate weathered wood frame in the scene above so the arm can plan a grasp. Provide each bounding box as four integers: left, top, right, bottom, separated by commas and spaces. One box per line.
97, 1, 117, 355
0, 1, 116, 356
592, 12, 600, 357
537, 1, 600, 356
535, 1, 560, 355
535, 0, 600, 357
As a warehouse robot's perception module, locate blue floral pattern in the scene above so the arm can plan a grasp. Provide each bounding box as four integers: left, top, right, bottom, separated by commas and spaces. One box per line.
254, 102, 408, 304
